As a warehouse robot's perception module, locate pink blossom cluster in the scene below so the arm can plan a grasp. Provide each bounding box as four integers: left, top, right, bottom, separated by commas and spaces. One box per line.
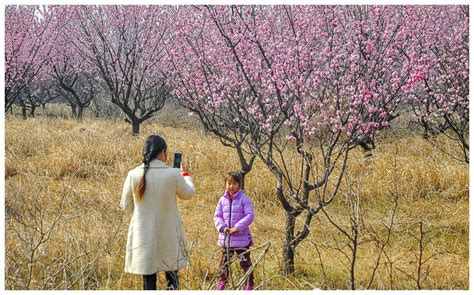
405, 6, 469, 130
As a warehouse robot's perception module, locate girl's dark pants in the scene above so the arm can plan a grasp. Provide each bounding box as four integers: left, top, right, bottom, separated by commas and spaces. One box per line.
142, 270, 179, 290
219, 245, 254, 286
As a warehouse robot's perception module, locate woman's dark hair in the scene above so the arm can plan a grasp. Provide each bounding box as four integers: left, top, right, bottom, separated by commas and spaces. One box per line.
136, 135, 167, 201
225, 171, 242, 187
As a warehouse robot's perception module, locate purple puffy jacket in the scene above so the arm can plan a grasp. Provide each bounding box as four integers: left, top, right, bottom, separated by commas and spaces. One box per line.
214, 190, 255, 248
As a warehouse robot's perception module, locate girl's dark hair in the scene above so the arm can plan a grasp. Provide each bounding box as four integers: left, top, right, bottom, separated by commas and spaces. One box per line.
225, 171, 242, 186
136, 135, 167, 201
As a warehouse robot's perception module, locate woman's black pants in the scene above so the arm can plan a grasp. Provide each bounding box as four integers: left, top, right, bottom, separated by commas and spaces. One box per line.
143, 271, 179, 290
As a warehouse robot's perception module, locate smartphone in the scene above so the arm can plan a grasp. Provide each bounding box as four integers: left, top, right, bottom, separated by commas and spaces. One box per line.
173, 152, 182, 168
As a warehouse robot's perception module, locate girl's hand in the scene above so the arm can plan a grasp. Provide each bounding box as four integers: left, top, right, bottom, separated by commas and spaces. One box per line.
229, 227, 238, 235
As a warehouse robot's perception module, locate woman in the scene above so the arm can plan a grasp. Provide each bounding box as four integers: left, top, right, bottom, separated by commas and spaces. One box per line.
120, 135, 195, 290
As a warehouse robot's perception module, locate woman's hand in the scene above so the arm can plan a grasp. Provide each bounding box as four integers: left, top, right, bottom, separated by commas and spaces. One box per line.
180, 162, 189, 176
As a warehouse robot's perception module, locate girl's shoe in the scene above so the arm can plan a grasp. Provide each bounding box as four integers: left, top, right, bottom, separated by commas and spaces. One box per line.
243, 284, 254, 290
216, 281, 226, 290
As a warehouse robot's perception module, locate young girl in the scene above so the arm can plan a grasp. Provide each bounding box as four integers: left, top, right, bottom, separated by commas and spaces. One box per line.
213, 172, 255, 290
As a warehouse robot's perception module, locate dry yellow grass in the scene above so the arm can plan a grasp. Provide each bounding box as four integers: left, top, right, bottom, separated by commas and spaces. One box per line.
4, 115, 468, 290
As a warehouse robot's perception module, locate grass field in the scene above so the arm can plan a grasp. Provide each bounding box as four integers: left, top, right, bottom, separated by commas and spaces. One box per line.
4, 112, 469, 290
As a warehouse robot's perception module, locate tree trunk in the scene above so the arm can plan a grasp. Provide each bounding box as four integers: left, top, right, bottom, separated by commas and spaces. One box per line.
21, 106, 27, 120
240, 171, 248, 190
235, 147, 255, 191
77, 106, 84, 120
30, 106, 36, 118
282, 212, 296, 276
132, 121, 141, 135
350, 235, 358, 290
70, 104, 77, 119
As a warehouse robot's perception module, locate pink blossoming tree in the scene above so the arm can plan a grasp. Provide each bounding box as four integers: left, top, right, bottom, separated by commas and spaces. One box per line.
169, 5, 443, 275
407, 6, 469, 163
5, 5, 62, 113
167, 6, 293, 187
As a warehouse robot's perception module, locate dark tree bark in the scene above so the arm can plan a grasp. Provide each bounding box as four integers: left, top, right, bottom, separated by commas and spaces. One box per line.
132, 120, 140, 135
21, 105, 28, 120
29, 105, 37, 117
51, 65, 95, 121
282, 213, 296, 275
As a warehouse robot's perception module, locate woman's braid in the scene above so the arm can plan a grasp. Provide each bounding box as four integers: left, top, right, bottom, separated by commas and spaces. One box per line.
136, 135, 167, 201
136, 152, 153, 201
